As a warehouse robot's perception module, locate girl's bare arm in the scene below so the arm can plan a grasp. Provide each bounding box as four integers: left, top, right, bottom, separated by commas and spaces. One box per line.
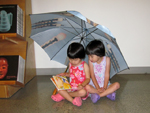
81, 62, 90, 87
103, 57, 111, 89
57, 64, 70, 77
89, 60, 100, 89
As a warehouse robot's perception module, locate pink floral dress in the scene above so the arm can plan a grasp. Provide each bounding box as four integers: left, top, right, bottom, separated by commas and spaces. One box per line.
69, 61, 86, 91
89, 56, 110, 88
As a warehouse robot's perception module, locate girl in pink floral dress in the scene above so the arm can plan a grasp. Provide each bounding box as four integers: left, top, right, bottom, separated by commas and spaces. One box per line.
51, 42, 90, 107
85, 40, 120, 103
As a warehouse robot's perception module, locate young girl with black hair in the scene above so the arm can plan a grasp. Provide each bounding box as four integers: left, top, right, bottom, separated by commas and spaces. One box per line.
85, 40, 120, 103
51, 42, 90, 106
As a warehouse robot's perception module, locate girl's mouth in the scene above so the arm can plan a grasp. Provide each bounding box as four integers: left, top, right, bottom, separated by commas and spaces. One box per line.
90, 60, 93, 62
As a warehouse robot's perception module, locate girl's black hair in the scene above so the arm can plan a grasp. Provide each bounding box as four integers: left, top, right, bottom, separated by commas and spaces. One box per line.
86, 40, 105, 57
67, 42, 85, 59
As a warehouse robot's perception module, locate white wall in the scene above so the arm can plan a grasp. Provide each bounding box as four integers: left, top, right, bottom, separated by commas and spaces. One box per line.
31, 0, 150, 75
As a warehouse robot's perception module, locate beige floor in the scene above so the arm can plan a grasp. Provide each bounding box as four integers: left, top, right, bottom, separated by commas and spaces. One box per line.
0, 74, 150, 113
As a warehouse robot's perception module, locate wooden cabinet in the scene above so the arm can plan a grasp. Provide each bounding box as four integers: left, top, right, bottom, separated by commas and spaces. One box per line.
0, 0, 36, 98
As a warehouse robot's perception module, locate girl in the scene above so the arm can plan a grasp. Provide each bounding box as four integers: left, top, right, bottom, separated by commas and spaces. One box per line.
51, 42, 90, 106
85, 40, 120, 103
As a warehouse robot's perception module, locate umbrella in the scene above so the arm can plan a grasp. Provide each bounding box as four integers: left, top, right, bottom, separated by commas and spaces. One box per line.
30, 11, 128, 79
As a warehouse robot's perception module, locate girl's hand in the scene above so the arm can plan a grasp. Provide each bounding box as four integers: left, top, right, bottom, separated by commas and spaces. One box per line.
77, 85, 83, 90
98, 87, 105, 93
56, 73, 66, 76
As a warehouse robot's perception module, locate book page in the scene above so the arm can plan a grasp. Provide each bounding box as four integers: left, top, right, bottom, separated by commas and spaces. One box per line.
17, 55, 25, 84
51, 76, 72, 90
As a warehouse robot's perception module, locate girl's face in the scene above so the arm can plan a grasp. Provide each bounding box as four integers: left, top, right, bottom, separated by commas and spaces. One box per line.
0, 58, 8, 79
69, 58, 82, 66
88, 54, 101, 63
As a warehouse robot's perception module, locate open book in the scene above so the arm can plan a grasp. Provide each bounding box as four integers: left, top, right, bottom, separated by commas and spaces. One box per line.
50, 76, 72, 90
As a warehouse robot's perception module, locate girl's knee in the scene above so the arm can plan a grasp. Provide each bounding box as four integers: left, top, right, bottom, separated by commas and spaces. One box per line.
58, 90, 66, 94
85, 85, 91, 92
78, 89, 87, 96
115, 82, 120, 89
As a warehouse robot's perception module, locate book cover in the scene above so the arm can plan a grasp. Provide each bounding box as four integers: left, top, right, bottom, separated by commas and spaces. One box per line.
50, 76, 72, 90
0, 55, 25, 87
0, 4, 23, 37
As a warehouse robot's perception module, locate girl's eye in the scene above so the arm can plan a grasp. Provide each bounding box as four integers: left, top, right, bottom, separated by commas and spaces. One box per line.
92, 55, 95, 58
2, 66, 6, 69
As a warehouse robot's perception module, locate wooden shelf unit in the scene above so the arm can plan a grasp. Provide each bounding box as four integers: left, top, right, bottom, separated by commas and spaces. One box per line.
0, 0, 36, 98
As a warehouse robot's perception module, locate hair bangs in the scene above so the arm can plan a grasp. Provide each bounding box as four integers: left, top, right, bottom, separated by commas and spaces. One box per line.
67, 42, 85, 59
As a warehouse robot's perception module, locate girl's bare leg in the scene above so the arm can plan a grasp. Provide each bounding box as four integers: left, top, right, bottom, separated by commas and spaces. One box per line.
68, 89, 87, 98
58, 90, 73, 103
58, 90, 83, 106
85, 85, 100, 94
99, 82, 120, 97
85, 82, 120, 97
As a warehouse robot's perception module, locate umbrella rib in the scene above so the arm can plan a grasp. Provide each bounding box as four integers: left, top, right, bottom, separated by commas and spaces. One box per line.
82, 21, 87, 37
87, 26, 120, 47
72, 37, 82, 40
51, 35, 81, 59
87, 27, 119, 49
81, 20, 84, 38
85, 28, 98, 37
82, 39, 86, 47
65, 18, 82, 37
87, 32, 96, 40
83, 38, 92, 43
60, 27, 82, 38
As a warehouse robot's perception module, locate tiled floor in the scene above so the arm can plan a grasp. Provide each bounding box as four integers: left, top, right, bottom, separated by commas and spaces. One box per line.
0, 74, 150, 113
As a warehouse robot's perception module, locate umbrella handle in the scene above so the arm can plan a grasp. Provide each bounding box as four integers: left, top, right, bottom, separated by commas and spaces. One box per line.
52, 88, 57, 95
52, 65, 69, 95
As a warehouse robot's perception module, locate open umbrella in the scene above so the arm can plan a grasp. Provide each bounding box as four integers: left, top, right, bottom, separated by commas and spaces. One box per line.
30, 11, 128, 79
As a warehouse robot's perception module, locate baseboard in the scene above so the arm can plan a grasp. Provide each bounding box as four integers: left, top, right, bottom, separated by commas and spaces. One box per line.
36, 68, 66, 75
118, 67, 150, 74
36, 67, 150, 75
